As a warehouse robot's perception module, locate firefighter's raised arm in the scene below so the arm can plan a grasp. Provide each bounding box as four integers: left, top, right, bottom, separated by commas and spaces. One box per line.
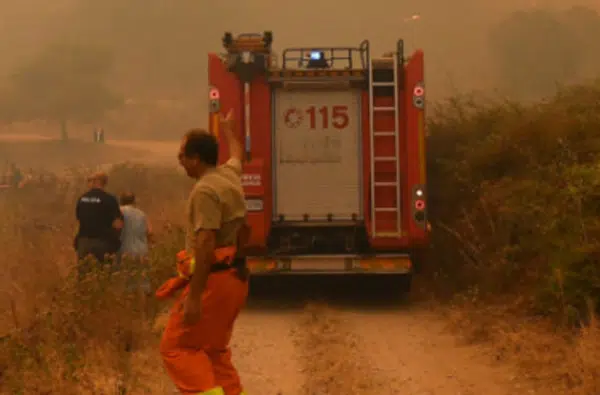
220, 110, 243, 163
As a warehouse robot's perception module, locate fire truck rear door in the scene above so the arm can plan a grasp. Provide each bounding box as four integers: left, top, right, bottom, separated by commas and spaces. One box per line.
273, 88, 362, 221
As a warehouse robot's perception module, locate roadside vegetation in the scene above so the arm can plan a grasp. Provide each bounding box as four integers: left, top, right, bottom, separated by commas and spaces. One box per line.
427, 82, 600, 394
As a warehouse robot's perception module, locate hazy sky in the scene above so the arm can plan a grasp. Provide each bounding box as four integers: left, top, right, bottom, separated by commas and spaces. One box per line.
1, 0, 598, 134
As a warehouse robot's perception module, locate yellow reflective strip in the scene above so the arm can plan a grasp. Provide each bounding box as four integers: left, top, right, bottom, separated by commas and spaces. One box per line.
198, 387, 225, 395
247, 259, 276, 272
212, 113, 220, 140
358, 257, 412, 271
190, 257, 196, 274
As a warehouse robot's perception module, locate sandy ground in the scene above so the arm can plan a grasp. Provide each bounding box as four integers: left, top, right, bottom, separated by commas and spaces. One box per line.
2, 134, 535, 394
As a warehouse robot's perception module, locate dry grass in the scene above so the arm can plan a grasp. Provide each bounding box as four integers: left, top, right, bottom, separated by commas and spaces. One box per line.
445, 303, 600, 394
0, 162, 190, 393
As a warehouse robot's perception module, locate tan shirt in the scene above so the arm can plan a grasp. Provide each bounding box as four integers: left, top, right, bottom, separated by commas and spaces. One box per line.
186, 158, 246, 252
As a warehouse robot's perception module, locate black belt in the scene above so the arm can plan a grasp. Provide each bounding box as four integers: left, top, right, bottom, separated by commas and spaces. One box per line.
210, 257, 247, 273
210, 257, 249, 281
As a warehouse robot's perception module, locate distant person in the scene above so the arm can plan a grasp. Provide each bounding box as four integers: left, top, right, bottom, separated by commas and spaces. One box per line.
74, 171, 123, 278
23, 168, 34, 187
9, 163, 23, 188
0, 161, 9, 187
93, 127, 105, 143
117, 191, 153, 293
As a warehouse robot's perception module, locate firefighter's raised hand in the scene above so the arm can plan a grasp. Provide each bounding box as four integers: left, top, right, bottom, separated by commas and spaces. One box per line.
220, 109, 243, 163
219, 109, 234, 131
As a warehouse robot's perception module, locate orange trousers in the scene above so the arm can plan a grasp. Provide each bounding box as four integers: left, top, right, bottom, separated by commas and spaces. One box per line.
159, 269, 248, 395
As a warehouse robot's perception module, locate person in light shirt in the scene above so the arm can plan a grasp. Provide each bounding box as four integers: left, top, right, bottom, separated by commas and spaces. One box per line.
118, 191, 153, 295
158, 110, 250, 395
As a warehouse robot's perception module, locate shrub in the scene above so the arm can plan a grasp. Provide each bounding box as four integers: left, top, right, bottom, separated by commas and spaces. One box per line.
427, 84, 600, 321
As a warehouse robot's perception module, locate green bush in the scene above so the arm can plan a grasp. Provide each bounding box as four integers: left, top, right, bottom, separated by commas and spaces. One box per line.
428, 84, 600, 320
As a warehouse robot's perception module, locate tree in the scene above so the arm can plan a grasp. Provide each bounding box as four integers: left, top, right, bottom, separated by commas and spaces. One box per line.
489, 9, 581, 100
561, 6, 600, 79
2, 42, 122, 139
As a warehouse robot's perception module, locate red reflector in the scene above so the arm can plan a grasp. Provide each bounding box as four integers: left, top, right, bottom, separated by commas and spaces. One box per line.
415, 200, 425, 210
209, 88, 220, 100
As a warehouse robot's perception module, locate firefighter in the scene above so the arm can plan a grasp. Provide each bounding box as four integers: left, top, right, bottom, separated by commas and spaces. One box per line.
158, 110, 249, 395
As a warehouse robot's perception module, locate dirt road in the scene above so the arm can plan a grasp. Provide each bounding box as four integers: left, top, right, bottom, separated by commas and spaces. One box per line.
227, 278, 530, 395
232, 306, 520, 395
145, 277, 532, 395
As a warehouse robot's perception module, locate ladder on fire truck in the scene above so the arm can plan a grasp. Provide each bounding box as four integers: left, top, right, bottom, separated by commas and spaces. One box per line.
368, 54, 401, 238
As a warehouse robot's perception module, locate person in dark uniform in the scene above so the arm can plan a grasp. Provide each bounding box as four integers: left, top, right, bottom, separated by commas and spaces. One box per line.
75, 171, 124, 277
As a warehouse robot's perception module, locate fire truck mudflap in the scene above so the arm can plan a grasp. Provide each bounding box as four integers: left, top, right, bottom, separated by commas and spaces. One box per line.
273, 88, 362, 221
246, 254, 412, 275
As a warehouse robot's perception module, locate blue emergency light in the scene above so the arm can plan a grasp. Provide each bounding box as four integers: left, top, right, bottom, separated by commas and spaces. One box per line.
310, 51, 323, 60
307, 51, 328, 68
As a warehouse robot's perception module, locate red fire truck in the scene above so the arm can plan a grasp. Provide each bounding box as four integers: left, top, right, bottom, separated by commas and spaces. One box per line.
208, 32, 428, 288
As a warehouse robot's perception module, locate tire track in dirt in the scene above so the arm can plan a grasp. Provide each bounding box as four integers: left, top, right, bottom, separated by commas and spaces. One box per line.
294, 303, 388, 395
232, 311, 305, 395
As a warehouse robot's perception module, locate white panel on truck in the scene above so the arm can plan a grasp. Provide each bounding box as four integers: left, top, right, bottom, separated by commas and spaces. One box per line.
273, 88, 362, 221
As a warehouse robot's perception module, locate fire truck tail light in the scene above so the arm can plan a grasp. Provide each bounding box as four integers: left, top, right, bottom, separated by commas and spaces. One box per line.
413, 85, 424, 97
209, 87, 220, 100
415, 200, 425, 210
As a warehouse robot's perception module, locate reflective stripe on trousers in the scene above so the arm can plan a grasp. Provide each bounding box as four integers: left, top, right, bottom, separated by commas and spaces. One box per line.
173, 386, 247, 395
199, 388, 224, 395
